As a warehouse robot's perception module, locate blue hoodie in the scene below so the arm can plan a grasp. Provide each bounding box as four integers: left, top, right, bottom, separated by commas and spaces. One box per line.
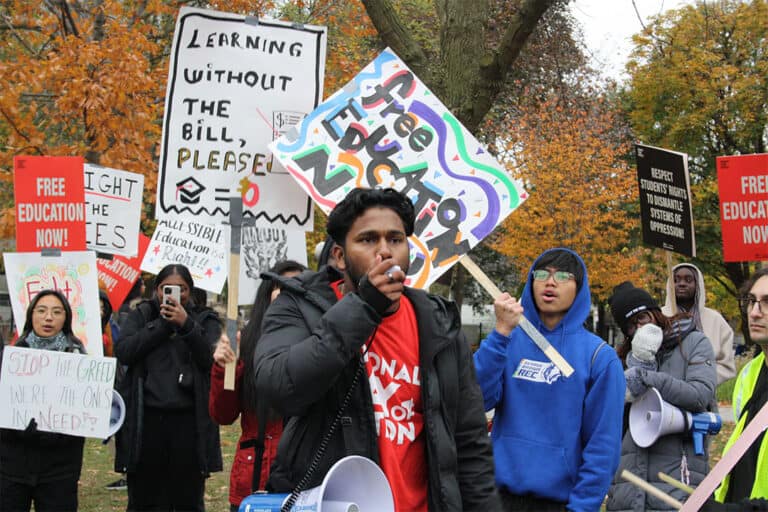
474, 248, 625, 512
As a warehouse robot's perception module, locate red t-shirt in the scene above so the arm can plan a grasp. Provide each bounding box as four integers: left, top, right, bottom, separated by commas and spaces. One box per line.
331, 281, 427, 511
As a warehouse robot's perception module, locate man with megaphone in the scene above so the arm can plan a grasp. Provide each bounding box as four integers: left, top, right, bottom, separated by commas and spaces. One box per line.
253, 188, 500, 511
605, 282, 717, 511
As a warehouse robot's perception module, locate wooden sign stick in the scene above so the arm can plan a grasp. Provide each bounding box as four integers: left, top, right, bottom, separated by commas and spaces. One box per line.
657, 472, 695, 495
680, 400, 768, 511
459, 256, 574, 378
621, 470, 683, 509
224, 197, 243, 391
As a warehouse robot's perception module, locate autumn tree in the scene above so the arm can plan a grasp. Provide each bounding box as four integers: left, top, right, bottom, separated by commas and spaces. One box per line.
624, 0, 768, 309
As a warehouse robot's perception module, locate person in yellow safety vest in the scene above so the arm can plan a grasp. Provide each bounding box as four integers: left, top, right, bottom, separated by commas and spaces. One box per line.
710, 267, 768, 510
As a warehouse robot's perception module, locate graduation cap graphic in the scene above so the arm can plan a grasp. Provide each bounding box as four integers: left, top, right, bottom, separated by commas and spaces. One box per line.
176, 177, 205, 204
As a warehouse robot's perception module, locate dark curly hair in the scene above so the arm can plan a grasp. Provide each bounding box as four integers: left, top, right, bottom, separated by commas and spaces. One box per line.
326, 188, 415, 247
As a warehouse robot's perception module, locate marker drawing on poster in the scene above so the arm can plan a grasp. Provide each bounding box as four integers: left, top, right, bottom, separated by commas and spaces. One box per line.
84, 164, 144, 257
3, 251, 102, 357
237, 226, 307, 304
156, 6, 326, 229
141, 219, 229, 294
0, 347, 116, 439
269, 48, 527, 289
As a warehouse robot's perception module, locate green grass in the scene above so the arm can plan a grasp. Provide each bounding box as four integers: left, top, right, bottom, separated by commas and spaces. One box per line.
78, 423, 239, 511
716, 353, 753, 404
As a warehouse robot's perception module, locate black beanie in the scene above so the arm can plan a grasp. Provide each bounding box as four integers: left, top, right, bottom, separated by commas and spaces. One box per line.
609, 281, 660, 336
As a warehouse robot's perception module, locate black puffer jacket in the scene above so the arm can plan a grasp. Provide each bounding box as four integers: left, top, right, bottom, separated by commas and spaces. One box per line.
0, 335, 86, 485
254, 266, 500, 511
114, 298, 222, 475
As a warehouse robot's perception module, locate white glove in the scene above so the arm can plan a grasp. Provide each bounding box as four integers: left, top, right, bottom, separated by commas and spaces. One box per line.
630, 323, 663, 363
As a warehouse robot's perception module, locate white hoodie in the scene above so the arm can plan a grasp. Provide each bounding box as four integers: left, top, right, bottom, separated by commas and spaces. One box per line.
662, 262, 736, 384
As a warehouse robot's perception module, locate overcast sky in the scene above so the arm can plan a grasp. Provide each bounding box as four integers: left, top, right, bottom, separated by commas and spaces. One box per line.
570, 0, 694, 81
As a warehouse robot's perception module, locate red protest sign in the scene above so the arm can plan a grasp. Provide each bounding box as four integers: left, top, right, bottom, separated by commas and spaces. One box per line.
97, 233, 150, 311
717, 153, 768, 262
14, 156, 86, 252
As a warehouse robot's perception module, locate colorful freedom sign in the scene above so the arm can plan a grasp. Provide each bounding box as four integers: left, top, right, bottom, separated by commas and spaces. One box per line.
141, 219, 229, 293
84, 164, 144, 257
0, 347, 116, 438
14, 156, 86, 252
269, 48, 527, 288
717, 153, 768, 262
156, 6, 326, 229
635, 144, 696, 257
3, 251, 102, 357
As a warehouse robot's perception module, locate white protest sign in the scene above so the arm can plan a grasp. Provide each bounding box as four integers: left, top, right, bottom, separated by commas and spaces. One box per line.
141, 218, 229, 293
156, 6, 326, 229
84, 163, 144, 257
0, 346, 116, 438
269, 48, 528, 288
3, 251, 103, 357
237, 226, 307, 304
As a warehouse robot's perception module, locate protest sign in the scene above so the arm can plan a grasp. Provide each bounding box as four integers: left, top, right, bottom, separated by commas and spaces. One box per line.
237, 226, 307, 304
14, 156, 86, 252
269, 48, 527, 288
717, 153, 768, 262
141, 219, 229, 293
3, 251, 102, 357
635, 144, 696, 257
84, 163, 144, 257
97, 233, 150, 311
0, 346, 116, 438
156, 6, 326, 229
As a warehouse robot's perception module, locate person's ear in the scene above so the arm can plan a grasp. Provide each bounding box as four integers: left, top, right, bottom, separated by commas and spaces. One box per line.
331, 244, 346, 271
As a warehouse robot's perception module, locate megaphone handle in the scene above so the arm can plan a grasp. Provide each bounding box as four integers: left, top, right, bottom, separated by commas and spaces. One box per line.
692, 431, 704, 456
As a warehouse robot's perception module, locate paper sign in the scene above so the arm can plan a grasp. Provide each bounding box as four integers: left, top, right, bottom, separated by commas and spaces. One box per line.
635, 144, 696, 257
97, 234, 150, 311
237, 226, 307, 304
156, 6, 326, 229
84, 164, 144, 257
0, 346, 116, 438
269, 48, 527, 288
2, 251, 102, 357
141, 219, 229, 293
717, 153, 768, 262
14, 156, 86, 252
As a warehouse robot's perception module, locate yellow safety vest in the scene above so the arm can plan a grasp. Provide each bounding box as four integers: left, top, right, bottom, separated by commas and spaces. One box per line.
715, 352, 768, 502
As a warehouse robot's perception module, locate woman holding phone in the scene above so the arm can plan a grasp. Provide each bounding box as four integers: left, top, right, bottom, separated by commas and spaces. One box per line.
115, 264, 222, 512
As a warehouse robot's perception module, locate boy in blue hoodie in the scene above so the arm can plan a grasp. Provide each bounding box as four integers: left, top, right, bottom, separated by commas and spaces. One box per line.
474, 248, 626, 512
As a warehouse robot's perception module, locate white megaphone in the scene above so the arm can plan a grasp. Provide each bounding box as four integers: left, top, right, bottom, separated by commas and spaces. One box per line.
239, 455, 394, 512
630, 387, 721, 455
106, 390, 126, 438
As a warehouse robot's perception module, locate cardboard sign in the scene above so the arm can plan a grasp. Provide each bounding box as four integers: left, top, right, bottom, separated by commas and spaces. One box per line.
97, 234, 150, 311
717, 153, 768, 262
237, 226, 307, 305
156, 6, 326, 229
14, 156, 86, 252
141, 219, 229, 293
0, 346, 116, 438
635, 144, 696, 257
84, 164, 144, 257
269, 48, 528, 288
2, 251, 102, 357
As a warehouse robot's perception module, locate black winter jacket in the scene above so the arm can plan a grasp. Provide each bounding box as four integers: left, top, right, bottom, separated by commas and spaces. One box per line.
254, 266, 500, 511
114, 298, 222, 475
0, 335, 86, 485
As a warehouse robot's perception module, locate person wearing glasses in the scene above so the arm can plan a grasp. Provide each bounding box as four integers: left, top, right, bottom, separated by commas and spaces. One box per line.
710, 267, 768, 507
605, 281, 716, 511
474, 248, 626, 512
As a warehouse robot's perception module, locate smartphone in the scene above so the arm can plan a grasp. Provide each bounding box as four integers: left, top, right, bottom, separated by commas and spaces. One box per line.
163, 285, 181, 306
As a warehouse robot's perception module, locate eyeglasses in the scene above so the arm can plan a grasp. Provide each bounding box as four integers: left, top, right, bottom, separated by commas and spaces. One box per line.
739, 296, 768, 314
629, 311, 654, 328
532, 269, 575, 283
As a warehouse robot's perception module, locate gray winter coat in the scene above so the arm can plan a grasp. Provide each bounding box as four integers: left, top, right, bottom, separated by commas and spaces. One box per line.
606, 328, 717, 511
